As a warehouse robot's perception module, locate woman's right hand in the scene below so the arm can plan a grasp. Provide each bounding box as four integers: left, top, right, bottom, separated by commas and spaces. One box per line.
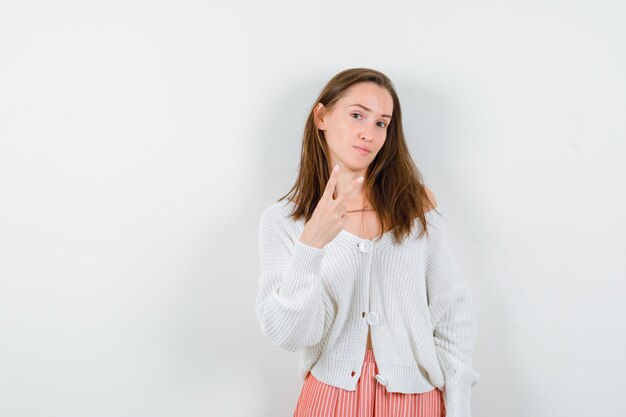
299, 164, 365, 249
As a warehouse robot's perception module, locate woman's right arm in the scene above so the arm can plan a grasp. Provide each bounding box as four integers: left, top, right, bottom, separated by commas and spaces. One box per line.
254, 206, 327, 352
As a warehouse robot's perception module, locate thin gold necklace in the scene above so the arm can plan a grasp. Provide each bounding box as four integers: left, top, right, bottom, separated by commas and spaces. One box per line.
345, 206, 375, 213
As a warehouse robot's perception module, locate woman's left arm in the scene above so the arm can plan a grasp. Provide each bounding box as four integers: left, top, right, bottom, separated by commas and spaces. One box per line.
424, 209, 481, 417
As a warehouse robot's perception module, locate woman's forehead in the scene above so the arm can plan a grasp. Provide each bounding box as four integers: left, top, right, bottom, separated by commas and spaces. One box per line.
340, 83, 393, 114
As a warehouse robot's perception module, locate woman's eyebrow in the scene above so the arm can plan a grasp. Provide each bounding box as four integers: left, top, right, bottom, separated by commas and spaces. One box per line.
348, 103, 392, 119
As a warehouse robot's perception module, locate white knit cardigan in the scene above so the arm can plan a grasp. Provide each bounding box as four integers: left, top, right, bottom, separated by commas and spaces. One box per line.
255, 199, 480, 417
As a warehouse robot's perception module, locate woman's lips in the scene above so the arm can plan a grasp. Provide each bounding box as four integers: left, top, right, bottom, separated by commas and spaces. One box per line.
354, 146, 370, 155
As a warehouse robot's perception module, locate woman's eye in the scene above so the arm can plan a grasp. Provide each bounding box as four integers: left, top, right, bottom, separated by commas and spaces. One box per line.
352, 113, 386, 128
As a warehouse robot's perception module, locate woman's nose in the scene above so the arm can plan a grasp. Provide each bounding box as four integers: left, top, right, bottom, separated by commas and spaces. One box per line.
361, 130, 374, 141
364, 123, 380, 140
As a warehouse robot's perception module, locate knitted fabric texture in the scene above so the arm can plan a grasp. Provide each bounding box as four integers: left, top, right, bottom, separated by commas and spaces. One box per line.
255, 200, 480, 417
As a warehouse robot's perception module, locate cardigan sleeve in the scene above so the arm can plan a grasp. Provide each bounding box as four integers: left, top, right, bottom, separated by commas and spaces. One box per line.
254, 205, 327, 352
424, 209, 480, 417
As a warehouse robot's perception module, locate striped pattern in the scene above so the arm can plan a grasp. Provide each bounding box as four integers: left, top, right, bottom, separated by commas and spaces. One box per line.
293, 349, 445, 417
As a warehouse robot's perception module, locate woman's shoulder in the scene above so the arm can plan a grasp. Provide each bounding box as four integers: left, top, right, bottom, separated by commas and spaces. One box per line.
259, 199, 299, 231
423, 186, 438, 212
261, 199, 294, 218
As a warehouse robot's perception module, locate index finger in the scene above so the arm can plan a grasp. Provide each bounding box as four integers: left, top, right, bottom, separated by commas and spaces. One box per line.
335, 175, 365, 205
322, 164, 340, 201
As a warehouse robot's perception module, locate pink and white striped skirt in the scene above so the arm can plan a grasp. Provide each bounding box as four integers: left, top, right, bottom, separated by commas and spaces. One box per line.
293, 349, 445, 417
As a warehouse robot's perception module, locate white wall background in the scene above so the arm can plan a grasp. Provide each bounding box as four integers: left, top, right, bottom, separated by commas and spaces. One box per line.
1, 1, 624, 416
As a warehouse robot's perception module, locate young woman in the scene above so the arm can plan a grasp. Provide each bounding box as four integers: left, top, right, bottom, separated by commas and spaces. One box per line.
255, 68, 480, 417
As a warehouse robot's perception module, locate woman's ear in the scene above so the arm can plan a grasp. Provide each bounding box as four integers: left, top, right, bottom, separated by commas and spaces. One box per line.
313, 102, 327, 130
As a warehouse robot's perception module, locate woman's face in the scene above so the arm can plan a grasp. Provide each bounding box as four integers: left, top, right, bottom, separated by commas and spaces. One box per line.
314, 82, 393, 173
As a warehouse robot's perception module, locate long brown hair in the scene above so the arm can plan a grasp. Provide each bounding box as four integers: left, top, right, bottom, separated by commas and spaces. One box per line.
277, 67, 440, 243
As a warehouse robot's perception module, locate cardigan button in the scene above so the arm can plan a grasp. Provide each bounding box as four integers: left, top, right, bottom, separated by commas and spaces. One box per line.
375, 374, 387, 385
366, 312, 379, 325
358, 241, 371, 253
